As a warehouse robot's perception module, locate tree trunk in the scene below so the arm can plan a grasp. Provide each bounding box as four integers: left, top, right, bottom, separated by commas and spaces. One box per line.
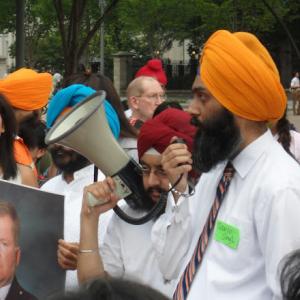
54, 0, 120, 76
279, 39, 292, 88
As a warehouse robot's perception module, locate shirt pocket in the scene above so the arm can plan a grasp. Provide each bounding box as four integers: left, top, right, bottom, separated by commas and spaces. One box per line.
206, 217, 257, 283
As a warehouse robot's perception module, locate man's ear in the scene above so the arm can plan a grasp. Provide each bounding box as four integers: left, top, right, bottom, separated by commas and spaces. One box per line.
15, 247, 21, 266
128, 96, 139, 110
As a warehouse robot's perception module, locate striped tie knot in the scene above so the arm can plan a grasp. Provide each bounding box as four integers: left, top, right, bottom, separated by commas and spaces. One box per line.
223, 162, 235, 182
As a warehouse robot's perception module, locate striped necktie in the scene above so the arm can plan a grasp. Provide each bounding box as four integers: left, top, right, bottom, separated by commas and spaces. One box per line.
173, 161, 235, 300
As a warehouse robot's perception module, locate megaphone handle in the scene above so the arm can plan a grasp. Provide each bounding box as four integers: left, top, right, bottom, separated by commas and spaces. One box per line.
88, 175, 133, 207
87, 192, 109, 207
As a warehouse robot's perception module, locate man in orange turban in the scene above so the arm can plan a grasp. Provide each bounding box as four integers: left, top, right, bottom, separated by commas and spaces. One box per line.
0, 68, 52, 187
150, 30, 300, 300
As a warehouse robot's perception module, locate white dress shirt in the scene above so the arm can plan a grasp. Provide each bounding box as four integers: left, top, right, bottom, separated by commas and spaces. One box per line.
0, 283, 11, 300
41, 164, 113, 290
101, 204, 178, 298
290, 76, 300, 88
152, 130, 300, 300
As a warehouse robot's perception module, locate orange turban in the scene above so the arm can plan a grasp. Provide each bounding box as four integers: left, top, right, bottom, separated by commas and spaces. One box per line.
200, 30, 286, 121
0, 68, 52, 111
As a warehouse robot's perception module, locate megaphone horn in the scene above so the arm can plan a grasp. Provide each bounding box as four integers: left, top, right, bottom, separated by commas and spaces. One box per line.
45, 91, 145, 209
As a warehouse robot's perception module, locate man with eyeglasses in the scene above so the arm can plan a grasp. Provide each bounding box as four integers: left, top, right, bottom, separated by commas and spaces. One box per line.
77, 108, 196, 298
126, 76, 166, 129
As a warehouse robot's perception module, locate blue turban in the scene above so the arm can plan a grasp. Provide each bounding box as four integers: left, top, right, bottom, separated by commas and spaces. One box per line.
46, 84, 120, 139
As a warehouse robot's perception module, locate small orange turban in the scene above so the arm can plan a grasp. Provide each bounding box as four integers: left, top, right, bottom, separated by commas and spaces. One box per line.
0, 68, 52, 111
200, 30, 286, 121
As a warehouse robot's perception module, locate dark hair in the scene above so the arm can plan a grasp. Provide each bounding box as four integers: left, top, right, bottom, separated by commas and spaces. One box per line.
153, 101, 183, 117
48, 277, 170, 300
280, 250, 300, 300
276, 111, 294, 158
63, 73, 137, 138
18, 118, 47, 151
0, 94, 18, 180
0, 201, 20, 244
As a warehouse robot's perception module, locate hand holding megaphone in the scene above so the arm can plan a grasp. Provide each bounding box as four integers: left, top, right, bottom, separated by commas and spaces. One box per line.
161, 136, 193, 197
82, 178, 120, 215
45, 91, 166, 224
87, 172, 134, 208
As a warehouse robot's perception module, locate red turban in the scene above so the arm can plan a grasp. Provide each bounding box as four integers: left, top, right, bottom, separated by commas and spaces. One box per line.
138, 108, 196, 159
0, 68, 52, 111
135, 59, 167, 86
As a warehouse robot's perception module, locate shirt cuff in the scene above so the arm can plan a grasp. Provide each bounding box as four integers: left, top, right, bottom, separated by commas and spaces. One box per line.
151, 189, 191, 255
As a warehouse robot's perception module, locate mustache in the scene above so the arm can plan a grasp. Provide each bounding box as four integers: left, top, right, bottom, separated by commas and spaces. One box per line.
50, 146, 74, 156
145, 186, 166, 196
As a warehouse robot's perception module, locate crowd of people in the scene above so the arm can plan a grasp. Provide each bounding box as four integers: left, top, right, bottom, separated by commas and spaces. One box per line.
1, 29, 300, 300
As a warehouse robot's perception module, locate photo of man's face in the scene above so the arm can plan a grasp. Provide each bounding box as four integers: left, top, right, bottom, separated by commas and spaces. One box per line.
0, 181, 65, 298
0, 214, 20, 287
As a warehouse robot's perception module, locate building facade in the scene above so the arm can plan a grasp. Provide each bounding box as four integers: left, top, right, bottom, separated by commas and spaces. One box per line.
0, 33, 15, 78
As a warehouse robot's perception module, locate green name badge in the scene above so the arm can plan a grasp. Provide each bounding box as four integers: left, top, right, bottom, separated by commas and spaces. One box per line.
214, 220, 240, 249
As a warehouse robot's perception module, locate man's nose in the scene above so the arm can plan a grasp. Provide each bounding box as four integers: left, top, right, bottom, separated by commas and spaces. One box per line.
147, 171, 160, 186
187, 99, 200, 116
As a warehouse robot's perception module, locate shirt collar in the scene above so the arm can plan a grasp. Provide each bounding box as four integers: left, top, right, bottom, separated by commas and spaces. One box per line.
231, 129, 273, 179
73, 164, 94, 181
0, 282, 12, 300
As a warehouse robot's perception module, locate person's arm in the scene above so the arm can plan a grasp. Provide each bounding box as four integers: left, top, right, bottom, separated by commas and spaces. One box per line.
77, 178, 119, 284
18, 164, 38, 187
255, 187, 300, 299
151, 140, 196, 280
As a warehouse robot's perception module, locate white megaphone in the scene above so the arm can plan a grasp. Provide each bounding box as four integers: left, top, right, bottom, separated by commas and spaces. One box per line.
45, 91, 166, 225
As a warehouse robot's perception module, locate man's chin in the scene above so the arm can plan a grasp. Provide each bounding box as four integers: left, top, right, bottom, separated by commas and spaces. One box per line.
150, 194, 161, 203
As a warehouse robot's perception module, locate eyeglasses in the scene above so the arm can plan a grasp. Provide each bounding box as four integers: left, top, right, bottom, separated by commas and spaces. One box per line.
139, 165, 167, 178
137, 93, 167, 102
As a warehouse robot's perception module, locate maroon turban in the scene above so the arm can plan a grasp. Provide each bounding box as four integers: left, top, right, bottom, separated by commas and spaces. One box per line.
138, 108, 196, 159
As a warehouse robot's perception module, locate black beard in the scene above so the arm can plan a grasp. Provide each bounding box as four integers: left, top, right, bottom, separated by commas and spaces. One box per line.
192, 108, 241, 173
50, 147, 90, 175
139, 186, 167, 217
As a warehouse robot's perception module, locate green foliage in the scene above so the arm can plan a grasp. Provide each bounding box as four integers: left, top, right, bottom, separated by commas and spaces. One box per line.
0, 2, 16, 33
0, 0, 299, 73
